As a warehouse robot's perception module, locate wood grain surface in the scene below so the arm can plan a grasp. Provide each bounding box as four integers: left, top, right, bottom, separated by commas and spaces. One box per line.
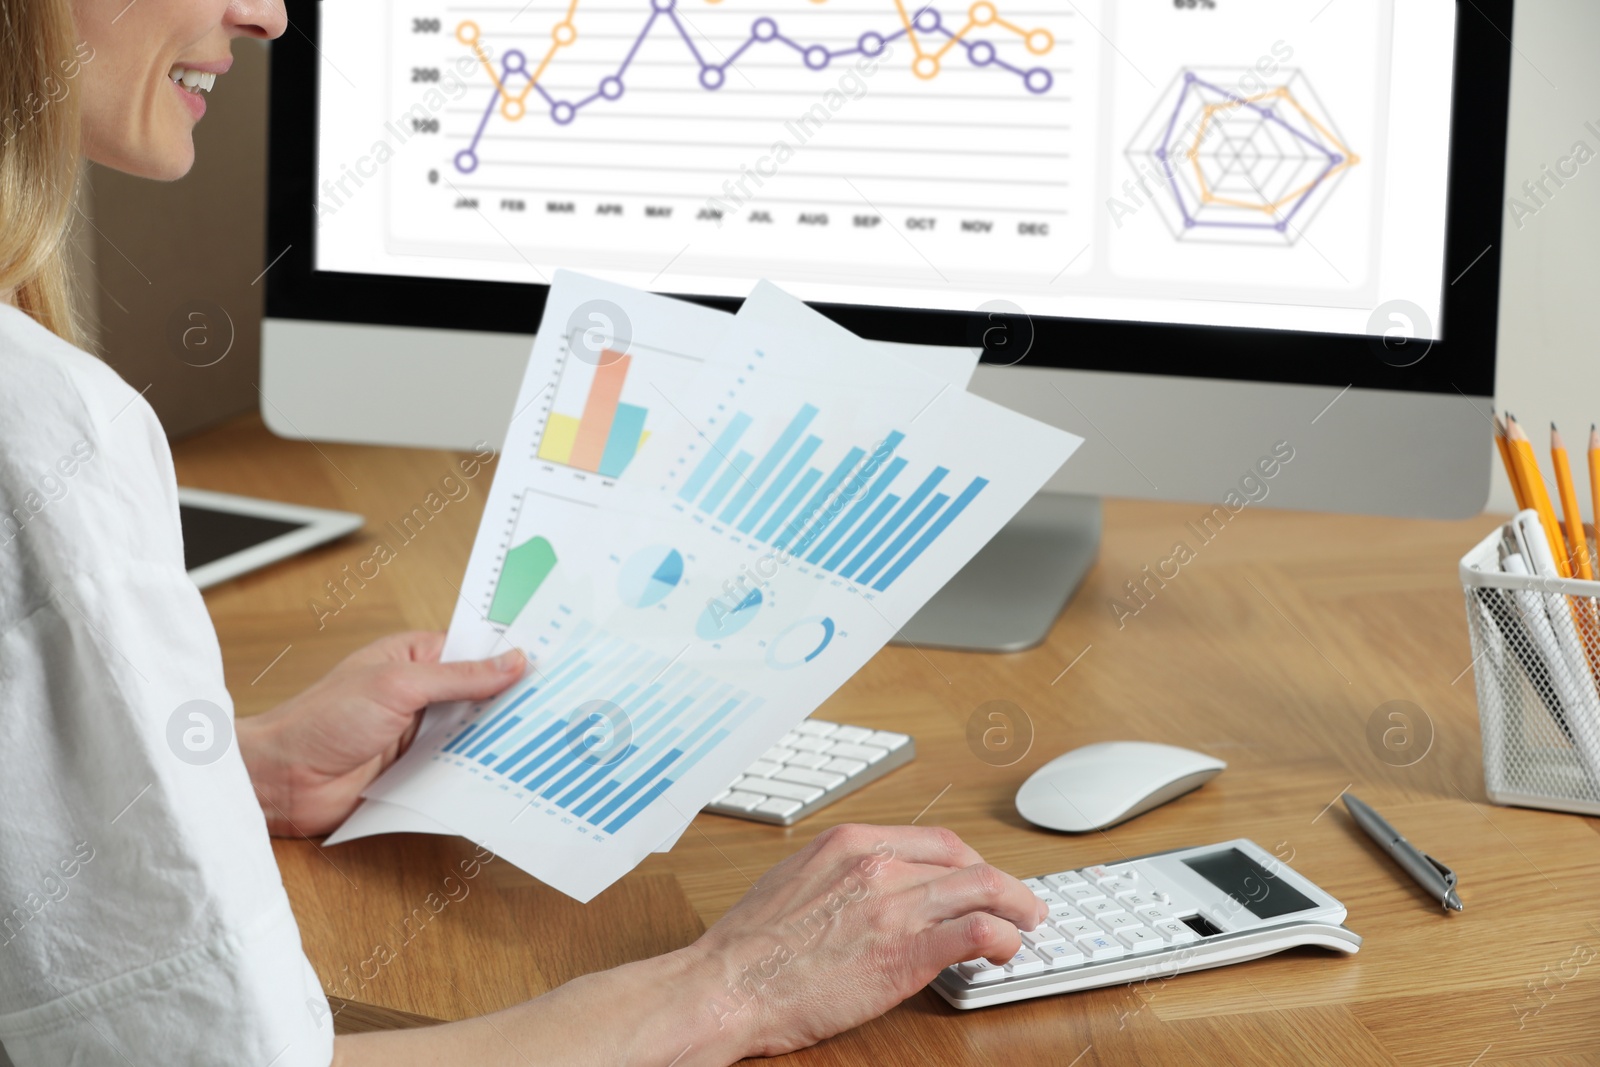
175, 415, 1600, 1066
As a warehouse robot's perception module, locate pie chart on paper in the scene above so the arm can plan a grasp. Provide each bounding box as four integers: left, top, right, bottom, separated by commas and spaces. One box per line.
617, 546, 684, 609
697, 587, 762, 641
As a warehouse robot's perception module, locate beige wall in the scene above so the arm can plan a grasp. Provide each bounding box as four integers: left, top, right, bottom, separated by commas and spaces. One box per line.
87, 38, 269, 440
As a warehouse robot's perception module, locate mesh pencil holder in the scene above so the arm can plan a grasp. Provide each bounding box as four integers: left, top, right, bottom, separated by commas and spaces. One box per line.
1461, 521, 1600, 816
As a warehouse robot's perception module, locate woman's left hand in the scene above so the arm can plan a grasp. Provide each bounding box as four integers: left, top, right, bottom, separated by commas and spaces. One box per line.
237, 631, 525, 836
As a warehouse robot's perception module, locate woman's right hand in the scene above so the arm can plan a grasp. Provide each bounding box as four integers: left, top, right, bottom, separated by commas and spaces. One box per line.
681, 823, 1049, 1060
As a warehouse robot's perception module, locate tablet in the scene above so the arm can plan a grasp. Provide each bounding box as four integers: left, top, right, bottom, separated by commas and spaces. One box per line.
177, 486, 364, 590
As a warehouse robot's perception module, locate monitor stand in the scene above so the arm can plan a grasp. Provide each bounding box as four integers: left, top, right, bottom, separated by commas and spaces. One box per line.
893, 492, 1101, 653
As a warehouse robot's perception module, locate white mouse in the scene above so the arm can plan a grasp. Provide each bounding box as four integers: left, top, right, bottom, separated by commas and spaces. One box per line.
1015, 741, 1226, 833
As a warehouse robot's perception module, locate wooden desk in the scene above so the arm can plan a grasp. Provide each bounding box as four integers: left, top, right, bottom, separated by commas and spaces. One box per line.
177, 415, 1600, 1066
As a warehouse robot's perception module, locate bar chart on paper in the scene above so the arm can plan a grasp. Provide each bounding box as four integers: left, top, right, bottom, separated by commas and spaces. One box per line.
668, 400, 990, 593
437, 620, 764, 837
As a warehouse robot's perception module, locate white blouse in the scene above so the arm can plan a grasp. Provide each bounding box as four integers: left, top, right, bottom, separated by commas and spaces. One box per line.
0, 303, 331, 1066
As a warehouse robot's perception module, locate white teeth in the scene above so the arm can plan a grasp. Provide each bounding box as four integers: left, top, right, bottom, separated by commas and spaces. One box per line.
168, 66, 219, 94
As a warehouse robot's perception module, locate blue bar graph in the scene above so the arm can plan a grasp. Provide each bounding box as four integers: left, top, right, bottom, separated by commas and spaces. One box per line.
757, 468, 822, 541
778, 447, 865, 551
740, 435, 821, 534
719, 404, 818, 524
678, 413, 752, 502
429, 620, 765, 838
825, 492, 900, 571
873, 476, 991, 590
858, 491, 950, 585
840, 467, 948, 579
701, 449, 754, 514
798, 435, 905, 562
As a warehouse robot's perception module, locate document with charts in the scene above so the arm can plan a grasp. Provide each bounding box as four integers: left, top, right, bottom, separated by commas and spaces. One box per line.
334, 277, 1080, 900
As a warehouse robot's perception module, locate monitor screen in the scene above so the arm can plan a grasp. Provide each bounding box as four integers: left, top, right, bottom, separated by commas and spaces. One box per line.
312, 0, 1456, 340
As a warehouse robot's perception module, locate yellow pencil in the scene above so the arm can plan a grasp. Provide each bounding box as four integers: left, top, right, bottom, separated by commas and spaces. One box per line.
1552, 423, 1594, 579
1590, 424, 1600, 564
1507, 414, 1571, 578
1494, 410, 1527, 509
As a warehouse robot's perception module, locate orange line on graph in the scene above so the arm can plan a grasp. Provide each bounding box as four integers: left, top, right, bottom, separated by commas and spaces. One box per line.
1186, 88, 1360, 215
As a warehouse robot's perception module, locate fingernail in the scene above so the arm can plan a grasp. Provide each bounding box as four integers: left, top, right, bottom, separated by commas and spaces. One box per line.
495, 649, 525, 671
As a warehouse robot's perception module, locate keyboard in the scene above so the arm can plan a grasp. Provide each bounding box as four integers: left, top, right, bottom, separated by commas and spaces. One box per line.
705, 720, 914, 825
932, 839, 1361, 1009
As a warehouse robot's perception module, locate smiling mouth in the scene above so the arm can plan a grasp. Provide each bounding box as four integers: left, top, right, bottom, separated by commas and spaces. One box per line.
168, 65, 218, 94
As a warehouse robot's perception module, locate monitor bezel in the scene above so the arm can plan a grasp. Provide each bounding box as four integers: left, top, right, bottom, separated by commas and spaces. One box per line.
265, 0, 1513, 397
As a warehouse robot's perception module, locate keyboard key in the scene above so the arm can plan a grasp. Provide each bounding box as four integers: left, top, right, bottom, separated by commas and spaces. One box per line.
1040, 942, 1086, 968
1060, 883, 1104, 905
830, 725, 874, 744
1153, 919, 1199, 944
957, 959, 1005, 984
749, 778, 825, 802
824, 742, 888, 763
786, 751, 831, 770
716, 791, 766, 812
743, 760, 782, 778
1044, 871, 1088, 891
821, 757, 868, 776
772, 766, 847, 789
761, 746, 797, 764
789, 736, 833, 754
1056, 919, 1099, 940
1005, 948, 1047, 976
1080, 899, 1125, 920
1022, 925, 1066, 949
794, 720, 838, 737
1074, 933, 1128, 961
1116, 927, 1164, 953
1022, 878, 1051, 897
779, 732, 803, 747
754, 797, 803, 818
1098, 914, 1142, 933
867, 730, 911, 751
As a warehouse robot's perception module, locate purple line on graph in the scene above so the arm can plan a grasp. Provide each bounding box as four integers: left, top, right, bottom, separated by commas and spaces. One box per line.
452, 1, 1055, 171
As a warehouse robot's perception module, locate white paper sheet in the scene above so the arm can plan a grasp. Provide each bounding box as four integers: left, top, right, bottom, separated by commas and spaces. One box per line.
335, 279, 1080, 900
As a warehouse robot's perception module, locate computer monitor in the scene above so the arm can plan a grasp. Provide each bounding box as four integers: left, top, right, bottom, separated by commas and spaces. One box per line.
264, 0, 1513, 651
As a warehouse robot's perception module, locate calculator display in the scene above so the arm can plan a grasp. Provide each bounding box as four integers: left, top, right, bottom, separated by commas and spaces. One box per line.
1182, 849, 1316, 919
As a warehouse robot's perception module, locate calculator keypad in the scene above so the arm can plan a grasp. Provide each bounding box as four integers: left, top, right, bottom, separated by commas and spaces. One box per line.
951, 863, 1209, 984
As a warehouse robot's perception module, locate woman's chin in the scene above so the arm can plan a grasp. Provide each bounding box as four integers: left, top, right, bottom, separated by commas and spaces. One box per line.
87, 137, 196, 182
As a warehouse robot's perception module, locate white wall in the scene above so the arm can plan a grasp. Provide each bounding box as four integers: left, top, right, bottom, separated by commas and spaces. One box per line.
1491, 0, 1600, 516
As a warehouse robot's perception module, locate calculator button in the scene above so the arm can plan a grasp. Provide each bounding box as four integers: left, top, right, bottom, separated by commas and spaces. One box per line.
1056, 918, 1099, 940
1135, 905, 1176, 923
1098, 913, 1142, 933
1044, 871, 1088, 891
1100, 879, 1139, 897
1074, 933, 1128, 961
1080, 899, 1125, 920
1005, 948, 1048, 976
957, 958, 1006, 984
1116, 927, 1164, 953
1154, 919, 1199, 944
1023, 925, 1066, 949
1036, 890, 1064, 907
1060, 883, 1104, 904
1040, 942, 1086, 968
1117, 892, 1158, 910
1022, 878, 1051, 898
1047, 901, 1080, 921
1153, 891, 1172, 905
1081, 865, 1118, 883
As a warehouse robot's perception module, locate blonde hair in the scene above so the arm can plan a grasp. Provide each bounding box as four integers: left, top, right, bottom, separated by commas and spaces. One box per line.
0, 0, 84, 347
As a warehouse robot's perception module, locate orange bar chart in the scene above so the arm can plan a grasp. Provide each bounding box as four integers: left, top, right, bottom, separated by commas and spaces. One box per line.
536, 351, 651, 477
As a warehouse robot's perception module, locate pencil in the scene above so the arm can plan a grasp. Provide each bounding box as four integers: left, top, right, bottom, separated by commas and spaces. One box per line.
1590, 424, 1600, 565
1507, 414, 1571, 578
1552, 423, 1594, 579
1494, 410, 1527, 509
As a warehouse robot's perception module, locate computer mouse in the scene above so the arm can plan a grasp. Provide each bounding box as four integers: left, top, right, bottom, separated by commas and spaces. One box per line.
1015, 741, 1226, 833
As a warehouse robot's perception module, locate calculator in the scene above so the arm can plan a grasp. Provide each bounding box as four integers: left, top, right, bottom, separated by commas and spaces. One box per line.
932, 839, 1360, 1009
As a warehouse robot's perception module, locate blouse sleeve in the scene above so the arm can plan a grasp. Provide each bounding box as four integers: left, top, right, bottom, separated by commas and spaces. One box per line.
0, 311, 333, 1067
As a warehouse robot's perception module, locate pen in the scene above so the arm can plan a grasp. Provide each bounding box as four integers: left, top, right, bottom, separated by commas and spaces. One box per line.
1343, 793, 1463, 912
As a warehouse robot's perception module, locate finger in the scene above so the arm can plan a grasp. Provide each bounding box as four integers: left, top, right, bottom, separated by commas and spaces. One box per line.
915, 862, 1047, 931
400, 648, 527, 704
811, 824, 985, 873
917, 911, 1025, 968
342, 630, 446, 668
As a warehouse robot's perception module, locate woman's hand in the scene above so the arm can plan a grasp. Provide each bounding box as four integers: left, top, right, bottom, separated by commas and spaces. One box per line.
237, 631, 525, 836
678, 822, 1050, 1061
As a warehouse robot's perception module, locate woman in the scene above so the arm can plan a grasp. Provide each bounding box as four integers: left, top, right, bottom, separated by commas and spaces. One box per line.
0, 2, 1046, 1063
